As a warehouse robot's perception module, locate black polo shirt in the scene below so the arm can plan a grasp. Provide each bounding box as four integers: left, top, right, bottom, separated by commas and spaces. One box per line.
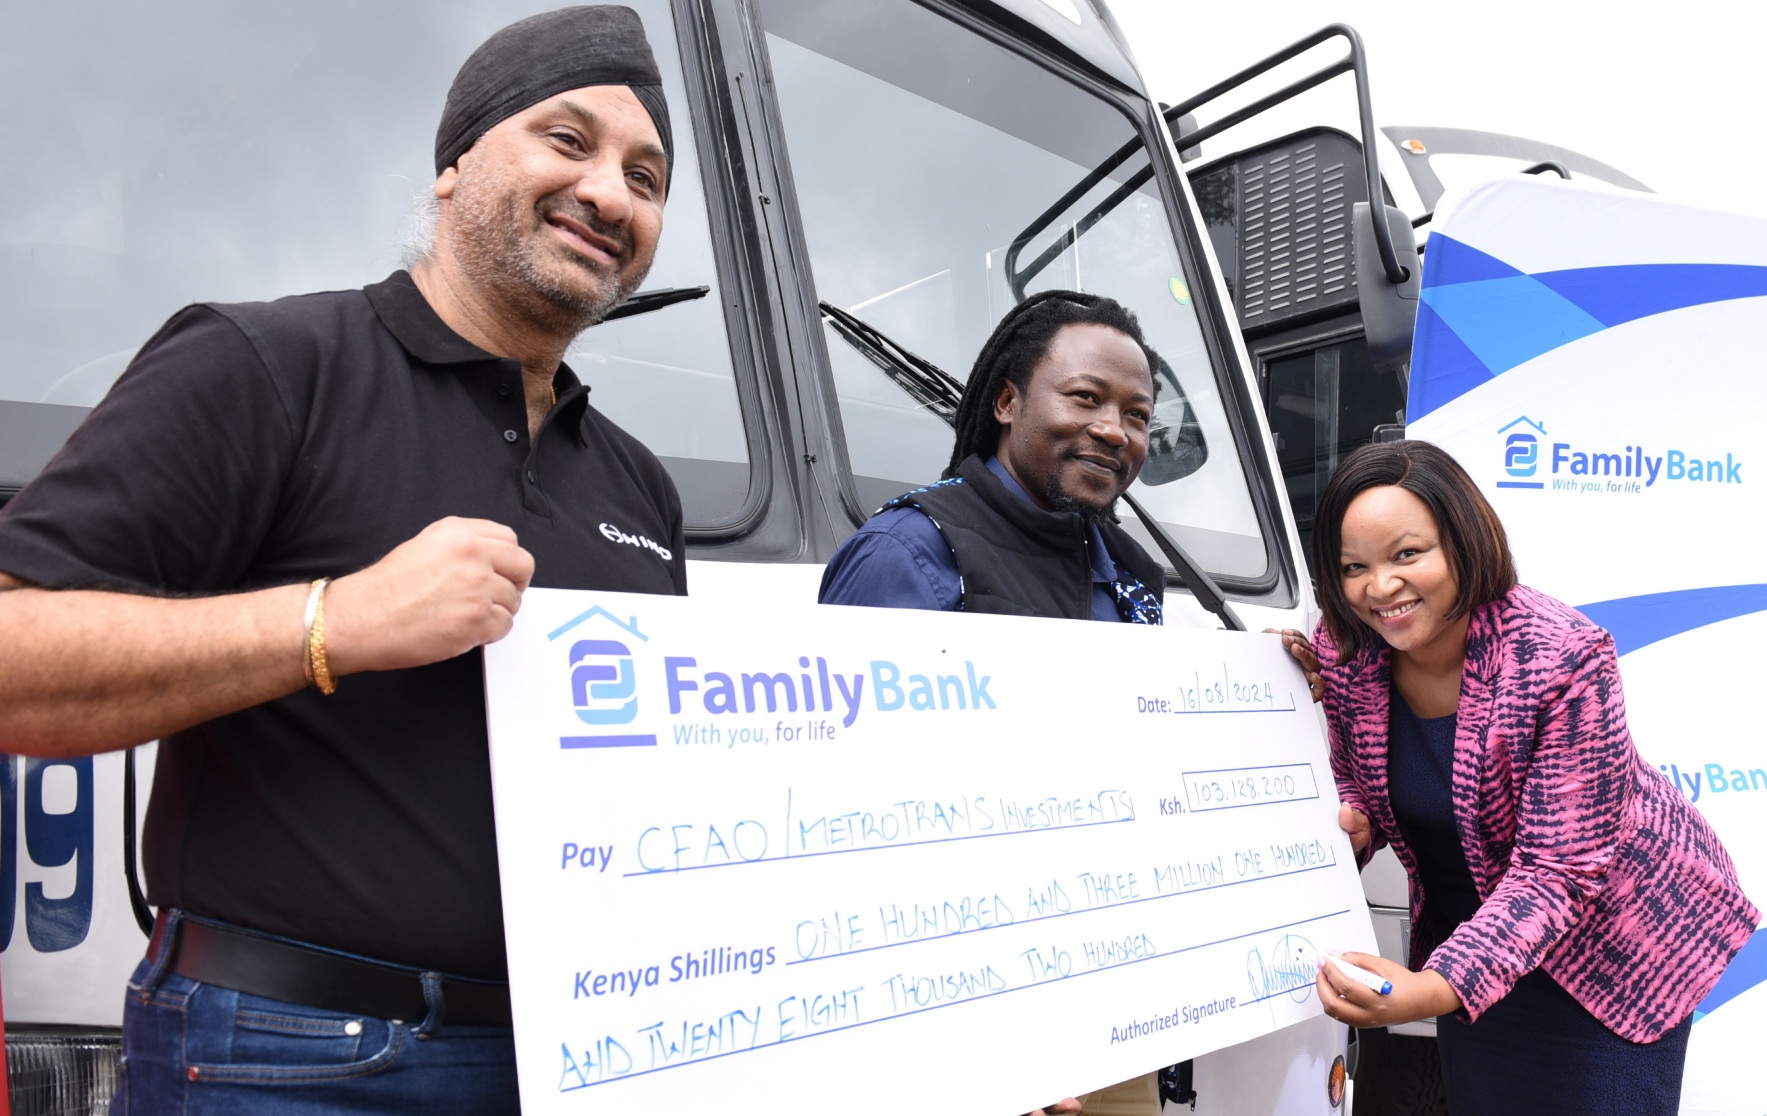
0, 271, 685, 978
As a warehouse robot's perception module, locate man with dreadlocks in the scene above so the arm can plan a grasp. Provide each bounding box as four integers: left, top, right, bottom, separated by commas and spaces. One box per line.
820, 290, 1167, 624
821, 292, 1169, 1113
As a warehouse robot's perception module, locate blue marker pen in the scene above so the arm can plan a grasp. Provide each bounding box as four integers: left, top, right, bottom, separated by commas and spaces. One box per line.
1326, 953, 1392, 996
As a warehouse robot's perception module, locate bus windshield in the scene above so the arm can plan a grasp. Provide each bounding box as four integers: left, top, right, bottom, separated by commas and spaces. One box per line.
757, 0, 1269, 580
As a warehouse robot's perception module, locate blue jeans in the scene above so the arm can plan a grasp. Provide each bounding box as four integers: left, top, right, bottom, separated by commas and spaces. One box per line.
110, 915, 520, 1115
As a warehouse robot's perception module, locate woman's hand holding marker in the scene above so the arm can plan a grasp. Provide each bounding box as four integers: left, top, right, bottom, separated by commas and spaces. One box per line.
1314, 950, 1460, 1029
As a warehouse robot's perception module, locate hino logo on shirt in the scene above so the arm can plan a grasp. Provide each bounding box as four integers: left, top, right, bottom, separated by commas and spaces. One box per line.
600, 522, 672, 562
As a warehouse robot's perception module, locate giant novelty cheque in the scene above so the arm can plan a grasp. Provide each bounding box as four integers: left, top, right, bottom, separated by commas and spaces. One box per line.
484, 588, 1374, 1114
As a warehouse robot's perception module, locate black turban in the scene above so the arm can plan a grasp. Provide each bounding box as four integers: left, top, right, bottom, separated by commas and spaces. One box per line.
433, 5, 673, 193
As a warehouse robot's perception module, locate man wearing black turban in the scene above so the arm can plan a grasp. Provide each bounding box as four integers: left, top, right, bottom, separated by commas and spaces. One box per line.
421, 4, 676, 361
0, 7, 686, 1113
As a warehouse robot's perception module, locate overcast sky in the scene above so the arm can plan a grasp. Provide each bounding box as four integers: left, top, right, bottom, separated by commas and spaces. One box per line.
1108, 1, 1765, 221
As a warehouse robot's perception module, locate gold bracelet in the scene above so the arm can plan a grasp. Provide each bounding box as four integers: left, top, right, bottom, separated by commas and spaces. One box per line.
303, 578, 336, 695
301, 584, 318, 686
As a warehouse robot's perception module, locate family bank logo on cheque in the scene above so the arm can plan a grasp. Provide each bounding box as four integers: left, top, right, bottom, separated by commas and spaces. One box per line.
1495, 416, 1743, 496
546, 603, 999, 750
549, 605, 657, 749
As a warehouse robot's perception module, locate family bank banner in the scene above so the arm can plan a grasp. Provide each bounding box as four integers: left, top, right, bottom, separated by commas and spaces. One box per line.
484, 588, 1372, 1115
1408, 176, 1767, 1116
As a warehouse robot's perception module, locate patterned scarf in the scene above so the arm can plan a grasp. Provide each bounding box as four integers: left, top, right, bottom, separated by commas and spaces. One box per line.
1109, 570, 1163, 625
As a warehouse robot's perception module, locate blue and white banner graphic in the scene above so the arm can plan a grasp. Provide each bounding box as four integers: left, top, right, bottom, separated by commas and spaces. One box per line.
0, 744, 155, 1028
484, 589, 1372, 1115
1407, 176, 1767, 1116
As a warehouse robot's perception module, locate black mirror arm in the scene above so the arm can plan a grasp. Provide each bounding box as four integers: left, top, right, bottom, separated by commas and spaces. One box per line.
124, 746, 154, 937
1122, 492, 1245, 632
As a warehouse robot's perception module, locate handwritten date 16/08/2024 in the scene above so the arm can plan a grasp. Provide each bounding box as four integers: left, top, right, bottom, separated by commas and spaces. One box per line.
1137, 667, 1290, 715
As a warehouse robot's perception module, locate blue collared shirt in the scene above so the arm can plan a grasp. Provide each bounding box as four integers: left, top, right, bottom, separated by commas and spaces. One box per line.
818, 457, 1129, 622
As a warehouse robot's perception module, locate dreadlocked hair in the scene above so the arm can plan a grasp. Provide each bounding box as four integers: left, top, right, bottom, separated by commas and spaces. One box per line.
944, 290, 1162, 478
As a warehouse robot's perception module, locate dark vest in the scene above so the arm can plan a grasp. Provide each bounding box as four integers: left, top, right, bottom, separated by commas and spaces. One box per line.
880, 455, 1167, 619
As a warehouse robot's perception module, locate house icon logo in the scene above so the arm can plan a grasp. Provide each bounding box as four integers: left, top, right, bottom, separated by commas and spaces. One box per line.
1496, 417, 1547, 490
546, 605, 657, 750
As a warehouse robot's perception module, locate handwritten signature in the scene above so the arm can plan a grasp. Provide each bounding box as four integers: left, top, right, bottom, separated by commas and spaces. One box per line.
1245, 933, 1317, 1004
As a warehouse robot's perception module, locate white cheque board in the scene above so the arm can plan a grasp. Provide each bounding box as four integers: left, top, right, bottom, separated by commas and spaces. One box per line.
485, 588, 1373, 1115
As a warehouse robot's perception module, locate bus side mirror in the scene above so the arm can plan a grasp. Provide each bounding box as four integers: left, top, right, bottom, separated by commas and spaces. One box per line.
1353, 201, 1421, 375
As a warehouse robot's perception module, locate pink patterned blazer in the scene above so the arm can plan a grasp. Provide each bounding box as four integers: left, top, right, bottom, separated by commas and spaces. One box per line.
1316, 585, 1758, 1042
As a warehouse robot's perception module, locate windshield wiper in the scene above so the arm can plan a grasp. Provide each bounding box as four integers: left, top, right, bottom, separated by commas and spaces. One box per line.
603, 284, 712, 323
818, 301, 965, 423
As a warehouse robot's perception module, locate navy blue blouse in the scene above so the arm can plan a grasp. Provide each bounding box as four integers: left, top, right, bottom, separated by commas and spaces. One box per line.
1386, 689, 1481, 927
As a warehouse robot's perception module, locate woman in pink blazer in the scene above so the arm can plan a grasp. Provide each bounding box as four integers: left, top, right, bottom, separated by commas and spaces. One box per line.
1293, 440, 1756, 1115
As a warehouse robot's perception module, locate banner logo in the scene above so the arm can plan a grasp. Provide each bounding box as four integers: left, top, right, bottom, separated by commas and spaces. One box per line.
1496, 416, 1546, 489
1492, 415, 1743, 497
547, 606, 658, 748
